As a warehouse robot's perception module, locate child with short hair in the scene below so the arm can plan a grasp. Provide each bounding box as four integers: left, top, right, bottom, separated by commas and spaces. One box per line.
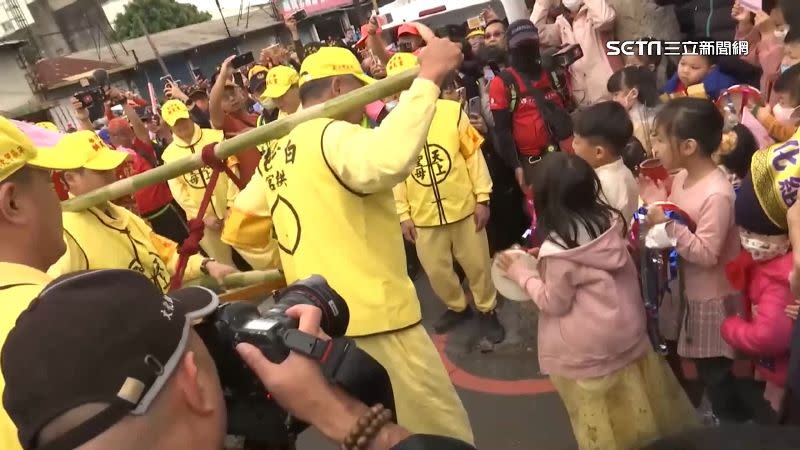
497, 152, 698, 450
572, 101, 639, 221
608, 65, 662, 155
752, 54, 800, 142
661, 44, 738, 101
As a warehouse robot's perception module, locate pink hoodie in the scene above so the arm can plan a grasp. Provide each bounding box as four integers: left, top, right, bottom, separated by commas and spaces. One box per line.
509, 221, 650, 379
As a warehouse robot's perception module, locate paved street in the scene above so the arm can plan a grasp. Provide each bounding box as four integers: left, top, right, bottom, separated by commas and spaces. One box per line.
299, 273, 578, 450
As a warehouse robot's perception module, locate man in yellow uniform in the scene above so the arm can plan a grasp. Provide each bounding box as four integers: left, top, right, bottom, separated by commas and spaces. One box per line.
0, 116, 82, 450
387, 53, 503, 343
221, 65, 302, 270
253, 40, 474, 442
263, 65, 301, 120
160, 99, 239, 267
47, 131, 237, 291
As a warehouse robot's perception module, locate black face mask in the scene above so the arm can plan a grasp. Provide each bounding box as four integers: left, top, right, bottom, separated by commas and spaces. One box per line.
509, 44, 541, 76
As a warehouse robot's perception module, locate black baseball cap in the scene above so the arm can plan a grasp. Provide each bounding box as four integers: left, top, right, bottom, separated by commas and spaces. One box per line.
1, 269, 220, 450
507, 19, 539, 48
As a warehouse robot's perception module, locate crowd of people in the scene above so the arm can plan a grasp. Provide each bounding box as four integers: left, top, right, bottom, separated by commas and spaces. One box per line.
3, 0, 800, 449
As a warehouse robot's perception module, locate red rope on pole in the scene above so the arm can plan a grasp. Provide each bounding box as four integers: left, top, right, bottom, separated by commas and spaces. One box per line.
169, 143, 244, 291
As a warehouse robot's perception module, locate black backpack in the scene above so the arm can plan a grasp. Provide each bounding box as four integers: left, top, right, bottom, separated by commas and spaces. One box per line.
497, 70, 573, 146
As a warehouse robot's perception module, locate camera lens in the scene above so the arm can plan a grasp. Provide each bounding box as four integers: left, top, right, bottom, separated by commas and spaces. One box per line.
273, 275, 349, 337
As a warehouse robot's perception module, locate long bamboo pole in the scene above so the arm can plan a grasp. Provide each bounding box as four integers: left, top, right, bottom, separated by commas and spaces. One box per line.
61, 67, 420, 212
192, 269, 285, 290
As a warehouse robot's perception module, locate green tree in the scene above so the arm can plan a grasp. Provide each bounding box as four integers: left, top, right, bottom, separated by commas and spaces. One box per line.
113, 0, 212, 40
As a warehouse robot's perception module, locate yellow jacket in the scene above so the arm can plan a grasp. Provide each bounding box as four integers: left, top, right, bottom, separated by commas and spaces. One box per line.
393, 100, 491, 227
0, 263, 52, 450
245, 79, 441, 336
48, 203, 204, 292
161, 125, 238, 220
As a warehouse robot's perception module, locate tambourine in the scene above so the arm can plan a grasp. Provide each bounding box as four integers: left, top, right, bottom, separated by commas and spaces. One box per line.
716, 84, 764, 122
491, 248, 539, 302
651, 201, 697, 233
631, 201, 697, 246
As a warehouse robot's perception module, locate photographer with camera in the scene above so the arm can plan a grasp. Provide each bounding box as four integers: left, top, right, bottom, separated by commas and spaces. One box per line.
0, 269, 477, 450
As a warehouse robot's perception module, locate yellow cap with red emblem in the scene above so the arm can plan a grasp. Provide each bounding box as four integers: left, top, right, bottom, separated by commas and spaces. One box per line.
54, 130, 128, 171
160, 99, 191, 127
0, 116, 79, 182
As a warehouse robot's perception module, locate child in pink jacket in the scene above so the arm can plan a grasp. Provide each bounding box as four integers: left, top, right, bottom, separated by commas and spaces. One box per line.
530, 0, 622, 107
498, 152, 697, 450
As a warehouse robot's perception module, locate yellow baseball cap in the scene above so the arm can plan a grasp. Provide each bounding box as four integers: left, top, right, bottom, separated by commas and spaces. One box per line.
386, 52, 419, 78
248, 64, 268, 80
299, 47, 375, 87
467, 29, 485, 39
0, 116, 79, 182
35, 121, 58, 132
263, 65, 300, 99
54, 130, 128, 171
161, 99, 191, 127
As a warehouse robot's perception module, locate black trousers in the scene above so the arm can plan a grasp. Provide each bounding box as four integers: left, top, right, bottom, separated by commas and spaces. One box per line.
693, 357, 776, 424
144, 202, 189, 245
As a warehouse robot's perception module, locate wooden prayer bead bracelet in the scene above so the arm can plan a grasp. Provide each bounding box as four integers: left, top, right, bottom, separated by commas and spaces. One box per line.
339, 404, 394, 450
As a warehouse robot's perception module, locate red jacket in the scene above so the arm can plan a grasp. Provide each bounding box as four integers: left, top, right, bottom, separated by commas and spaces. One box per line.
722, 251, 794, 386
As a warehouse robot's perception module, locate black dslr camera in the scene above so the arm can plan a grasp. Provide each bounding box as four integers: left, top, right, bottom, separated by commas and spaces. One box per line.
541, 44, 583, 112
73, 69, 110, 123
196, 275, 395, 449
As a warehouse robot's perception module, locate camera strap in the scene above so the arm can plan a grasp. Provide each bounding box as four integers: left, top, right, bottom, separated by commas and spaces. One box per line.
282, 330, 396, 413
282, 329, 351, 374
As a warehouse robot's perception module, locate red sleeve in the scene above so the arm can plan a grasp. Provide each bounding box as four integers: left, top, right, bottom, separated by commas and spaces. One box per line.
132, 137, 156, 156
488, 76, 509, 111
721, 279, 795, 357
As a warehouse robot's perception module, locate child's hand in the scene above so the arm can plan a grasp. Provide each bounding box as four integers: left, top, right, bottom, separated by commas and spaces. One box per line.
495, 251, 522, 276
790, 268, 800, 300
638, 175, 669, 204
755, 104, 772, 124
786, 299, 800, 321
646, 205, 669, 225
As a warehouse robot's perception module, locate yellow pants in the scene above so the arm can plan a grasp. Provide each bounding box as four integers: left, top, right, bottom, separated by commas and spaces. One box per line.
415, 218, 496, 313
201, 226, 235, 267
354, 325, 474, 444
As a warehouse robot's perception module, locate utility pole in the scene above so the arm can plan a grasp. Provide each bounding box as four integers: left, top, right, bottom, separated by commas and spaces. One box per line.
137, 17, 170, 77
215, 0, 232, 37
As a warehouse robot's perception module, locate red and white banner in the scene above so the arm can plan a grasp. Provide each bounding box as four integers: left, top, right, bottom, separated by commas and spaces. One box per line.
280, 0, 352, 16
147, 81, 158, 115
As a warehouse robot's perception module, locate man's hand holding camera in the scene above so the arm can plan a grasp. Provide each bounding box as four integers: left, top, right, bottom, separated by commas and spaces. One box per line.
236, 305, 411, 448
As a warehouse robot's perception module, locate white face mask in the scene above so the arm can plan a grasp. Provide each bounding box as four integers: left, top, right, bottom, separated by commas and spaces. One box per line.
562, 0, 583, 12
384, 100, 399, 113
773, 103, 799, 125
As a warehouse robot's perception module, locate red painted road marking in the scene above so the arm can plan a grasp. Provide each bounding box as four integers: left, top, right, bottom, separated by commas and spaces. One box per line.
432, 333, 556, 396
